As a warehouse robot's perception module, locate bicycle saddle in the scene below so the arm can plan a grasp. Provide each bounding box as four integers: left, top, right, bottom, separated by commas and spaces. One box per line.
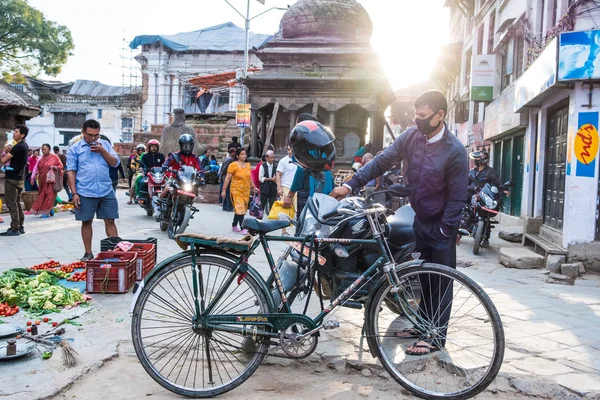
243, 217, 290, 233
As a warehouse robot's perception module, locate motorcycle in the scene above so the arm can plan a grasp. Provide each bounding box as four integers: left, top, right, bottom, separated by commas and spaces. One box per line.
157, 165, 203, 239
459, 181, 511, 255
268, 185, 418, 313
138, 167, 166, 217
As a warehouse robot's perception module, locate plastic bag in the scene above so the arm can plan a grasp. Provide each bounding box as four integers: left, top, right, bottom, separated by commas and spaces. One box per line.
249, 193, 263, 219
52, 170, 63, 193
46, 169, 56, 184
268, 200, 294, 221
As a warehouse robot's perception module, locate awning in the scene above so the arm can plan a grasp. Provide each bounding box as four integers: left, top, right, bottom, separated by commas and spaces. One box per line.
188, 69, 261, 96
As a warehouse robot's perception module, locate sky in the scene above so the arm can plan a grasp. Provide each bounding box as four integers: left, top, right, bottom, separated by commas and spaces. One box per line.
27, 0, 449, 91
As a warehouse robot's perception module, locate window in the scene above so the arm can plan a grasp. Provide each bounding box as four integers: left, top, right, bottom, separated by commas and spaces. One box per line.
487, 12, 496, 54
10, 84, 24, 92
97, 109, 102, 119
501, 44, 510, 92
550, 0, 558, 28
477, 25, 485, 55
464, 49, 473, 87
122, 118, 133, 129
456, 100, 470, 123
54, 112, 86, 129
515, 36, 525, 78
473, 101, 480, 123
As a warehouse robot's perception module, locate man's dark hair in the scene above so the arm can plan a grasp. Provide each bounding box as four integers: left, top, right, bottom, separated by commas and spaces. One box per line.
228, 147, 236, 155
210, 154, 216, 161
296, 113, 319, 124
53, 146, 60, 152
231, 136, 238, 142
365, 143, 373, 151
82, 119, 101, 132
414, 90, 448, 117
14, 124, 29, 137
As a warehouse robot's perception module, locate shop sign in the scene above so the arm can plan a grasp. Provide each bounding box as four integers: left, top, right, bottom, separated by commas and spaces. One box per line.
236, 104, 251, 128
514, 38, 558, 112
559, 30, 600, 81
574, 112, 599, 177
471, 55, 496, 101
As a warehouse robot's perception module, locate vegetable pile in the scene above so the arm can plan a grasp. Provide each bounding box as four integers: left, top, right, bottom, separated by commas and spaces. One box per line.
0, 302, 19, 317
0, 270, 86, 313
67, 272, 86, 282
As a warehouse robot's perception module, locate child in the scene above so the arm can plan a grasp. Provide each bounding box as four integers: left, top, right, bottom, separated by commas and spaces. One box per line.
1, 143, 14, 173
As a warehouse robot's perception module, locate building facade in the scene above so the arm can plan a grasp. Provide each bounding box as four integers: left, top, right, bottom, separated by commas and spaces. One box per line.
18, 78, 141, 147
130, 22, 270, 126
437, 0, 600, 254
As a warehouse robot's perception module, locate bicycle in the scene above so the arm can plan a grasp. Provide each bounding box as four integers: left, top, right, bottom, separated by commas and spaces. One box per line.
131, 196, 505, 400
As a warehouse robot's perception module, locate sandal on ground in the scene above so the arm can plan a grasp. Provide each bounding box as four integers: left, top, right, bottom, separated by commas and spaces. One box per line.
127, 201, 134, 205
393, 328, 421, 339
405, 341, 441, 356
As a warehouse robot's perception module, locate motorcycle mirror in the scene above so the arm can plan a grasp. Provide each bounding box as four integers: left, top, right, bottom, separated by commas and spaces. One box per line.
278, 213, 298, 226
388, 183, 411, 198
503, 181, 512, 187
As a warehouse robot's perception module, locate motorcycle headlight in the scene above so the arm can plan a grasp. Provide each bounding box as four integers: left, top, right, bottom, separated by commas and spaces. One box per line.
153, 174, 164, 184
184, 184, 193, 192
482, 193, 496, 209
299, 209, 330, 238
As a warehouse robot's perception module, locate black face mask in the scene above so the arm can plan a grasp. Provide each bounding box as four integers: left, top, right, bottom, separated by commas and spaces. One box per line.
415, 112, 442, 136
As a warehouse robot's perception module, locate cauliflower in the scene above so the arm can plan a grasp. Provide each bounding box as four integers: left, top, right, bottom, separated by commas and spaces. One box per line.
28, 280, 39, 289
43, 300, 56, 310
52, 292, 64, 303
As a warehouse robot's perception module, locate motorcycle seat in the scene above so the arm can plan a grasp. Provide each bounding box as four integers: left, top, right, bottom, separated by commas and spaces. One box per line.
243, 217, 290, 233
387, 205, 416, 244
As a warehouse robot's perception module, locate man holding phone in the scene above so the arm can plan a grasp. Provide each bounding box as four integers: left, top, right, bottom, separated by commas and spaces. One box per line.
67, 119, 121, 261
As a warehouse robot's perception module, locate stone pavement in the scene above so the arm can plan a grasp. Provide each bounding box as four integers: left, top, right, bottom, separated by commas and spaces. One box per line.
0, 189, 599, 399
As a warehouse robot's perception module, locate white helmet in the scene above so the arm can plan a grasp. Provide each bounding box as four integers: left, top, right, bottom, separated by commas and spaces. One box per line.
352, 162, 362, 172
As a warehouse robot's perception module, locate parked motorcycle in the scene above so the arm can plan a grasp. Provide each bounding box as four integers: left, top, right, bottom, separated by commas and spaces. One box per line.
459, 181, 511, 255
157, 166, 203, 239
268, 185, 418, 312
138, 167, 166, 217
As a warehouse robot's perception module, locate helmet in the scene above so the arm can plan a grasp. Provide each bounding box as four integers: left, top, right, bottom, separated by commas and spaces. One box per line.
136, 144, 146, 151
352, 162, 362, 172
179, 134, 194, 155
469, 150, 489, 167
146, 139, 160, 151
289, 121, 336, 171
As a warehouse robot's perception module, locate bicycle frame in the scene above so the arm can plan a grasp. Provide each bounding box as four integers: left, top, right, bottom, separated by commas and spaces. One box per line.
190, 213, 400, 338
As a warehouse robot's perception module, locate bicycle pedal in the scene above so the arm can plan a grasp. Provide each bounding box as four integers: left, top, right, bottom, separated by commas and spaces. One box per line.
323, 320, 340, 330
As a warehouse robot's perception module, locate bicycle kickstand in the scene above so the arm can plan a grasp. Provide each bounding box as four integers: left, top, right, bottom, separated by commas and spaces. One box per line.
358, 322, 366, 362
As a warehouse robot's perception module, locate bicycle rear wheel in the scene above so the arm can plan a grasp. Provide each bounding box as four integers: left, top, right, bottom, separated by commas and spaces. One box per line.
131, 254, 271, 397
365, 263, 504, 400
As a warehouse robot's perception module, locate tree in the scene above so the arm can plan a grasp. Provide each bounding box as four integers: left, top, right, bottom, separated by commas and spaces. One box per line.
0, 0, 74, 78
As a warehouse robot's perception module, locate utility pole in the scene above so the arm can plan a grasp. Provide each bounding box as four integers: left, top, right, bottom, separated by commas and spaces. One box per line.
223, 0, 287, 149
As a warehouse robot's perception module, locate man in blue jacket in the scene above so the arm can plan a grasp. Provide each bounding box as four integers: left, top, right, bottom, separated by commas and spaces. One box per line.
331, 90, 468, 356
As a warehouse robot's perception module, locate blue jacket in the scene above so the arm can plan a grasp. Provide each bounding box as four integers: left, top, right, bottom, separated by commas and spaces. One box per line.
346, 126, 468, 234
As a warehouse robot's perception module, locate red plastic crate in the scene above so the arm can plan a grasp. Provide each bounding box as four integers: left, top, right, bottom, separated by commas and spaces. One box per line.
113, 243, 156, 281
86, 252, 137, 293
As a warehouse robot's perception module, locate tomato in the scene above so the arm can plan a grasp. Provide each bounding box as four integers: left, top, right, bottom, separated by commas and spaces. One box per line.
26, 327, 31, 333
35, 320, 41, 325
43, 317, 49, 323
16, 335, 22, 339
26, 321, 32, 326
52, 322, 58, 327
14, 306, 19, 312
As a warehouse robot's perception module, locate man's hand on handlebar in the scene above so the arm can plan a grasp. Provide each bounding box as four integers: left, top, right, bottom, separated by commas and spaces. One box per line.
330, 186, 350, 200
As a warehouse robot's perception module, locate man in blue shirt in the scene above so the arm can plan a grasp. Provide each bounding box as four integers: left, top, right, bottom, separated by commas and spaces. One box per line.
67, 119, 121, 261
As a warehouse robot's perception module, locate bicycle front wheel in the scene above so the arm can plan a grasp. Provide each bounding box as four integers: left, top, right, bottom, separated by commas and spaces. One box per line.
131, 254, 271, 398
365, 263, 504, 400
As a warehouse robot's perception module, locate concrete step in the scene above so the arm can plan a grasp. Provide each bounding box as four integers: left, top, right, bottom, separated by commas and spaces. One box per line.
500, 247, 545, 269
524, 233, 568, 256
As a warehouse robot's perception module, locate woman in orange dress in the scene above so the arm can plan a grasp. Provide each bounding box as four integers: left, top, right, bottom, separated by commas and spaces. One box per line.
221, 148, 259, 234
30, 143, 63, 218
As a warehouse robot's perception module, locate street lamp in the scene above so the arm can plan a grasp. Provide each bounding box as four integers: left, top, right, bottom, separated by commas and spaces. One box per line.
223, 0, 288, 147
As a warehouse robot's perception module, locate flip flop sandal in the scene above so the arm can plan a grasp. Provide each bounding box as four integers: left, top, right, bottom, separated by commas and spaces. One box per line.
405, 342, 441, 356
127, 201, 134, 205
393, 328, 421, 339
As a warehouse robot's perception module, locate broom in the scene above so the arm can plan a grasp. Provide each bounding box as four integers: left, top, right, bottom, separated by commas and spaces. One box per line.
61, 339, 78, 367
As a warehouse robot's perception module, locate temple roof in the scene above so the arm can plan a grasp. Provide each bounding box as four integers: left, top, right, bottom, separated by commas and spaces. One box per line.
279, 0, 373, 41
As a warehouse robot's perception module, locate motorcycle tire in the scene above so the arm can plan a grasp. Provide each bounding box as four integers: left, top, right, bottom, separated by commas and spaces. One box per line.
168, 205, 191, 240
160, 221, 168, 231
473, 220, 485, 256
146, 208, 153, 217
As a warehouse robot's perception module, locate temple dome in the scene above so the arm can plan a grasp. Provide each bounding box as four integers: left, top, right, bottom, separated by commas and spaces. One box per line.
280, 0, 373, 41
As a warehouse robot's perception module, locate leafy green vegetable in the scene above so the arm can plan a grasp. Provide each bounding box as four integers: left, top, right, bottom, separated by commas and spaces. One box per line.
41, 351, 53, 360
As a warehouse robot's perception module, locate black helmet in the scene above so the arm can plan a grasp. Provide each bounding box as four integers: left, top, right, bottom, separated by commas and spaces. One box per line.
290, 121, 336, 171
179, 134, 194, 155
469, 150, 489, 167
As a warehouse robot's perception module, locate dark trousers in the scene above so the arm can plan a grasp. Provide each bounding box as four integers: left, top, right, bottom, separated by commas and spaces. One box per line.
260, 192, 277, 215
296, 189, 310, 220
63, 173, 72, 201
413, 219, 457, 348
221, 182, 233, 211
5, 179, 24, 231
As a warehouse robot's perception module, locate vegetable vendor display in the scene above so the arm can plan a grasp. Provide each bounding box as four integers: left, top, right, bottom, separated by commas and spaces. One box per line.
0, 270, 86, 313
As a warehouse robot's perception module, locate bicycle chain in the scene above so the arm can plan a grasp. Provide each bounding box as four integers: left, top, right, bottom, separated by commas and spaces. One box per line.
205, 331, 317, 360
